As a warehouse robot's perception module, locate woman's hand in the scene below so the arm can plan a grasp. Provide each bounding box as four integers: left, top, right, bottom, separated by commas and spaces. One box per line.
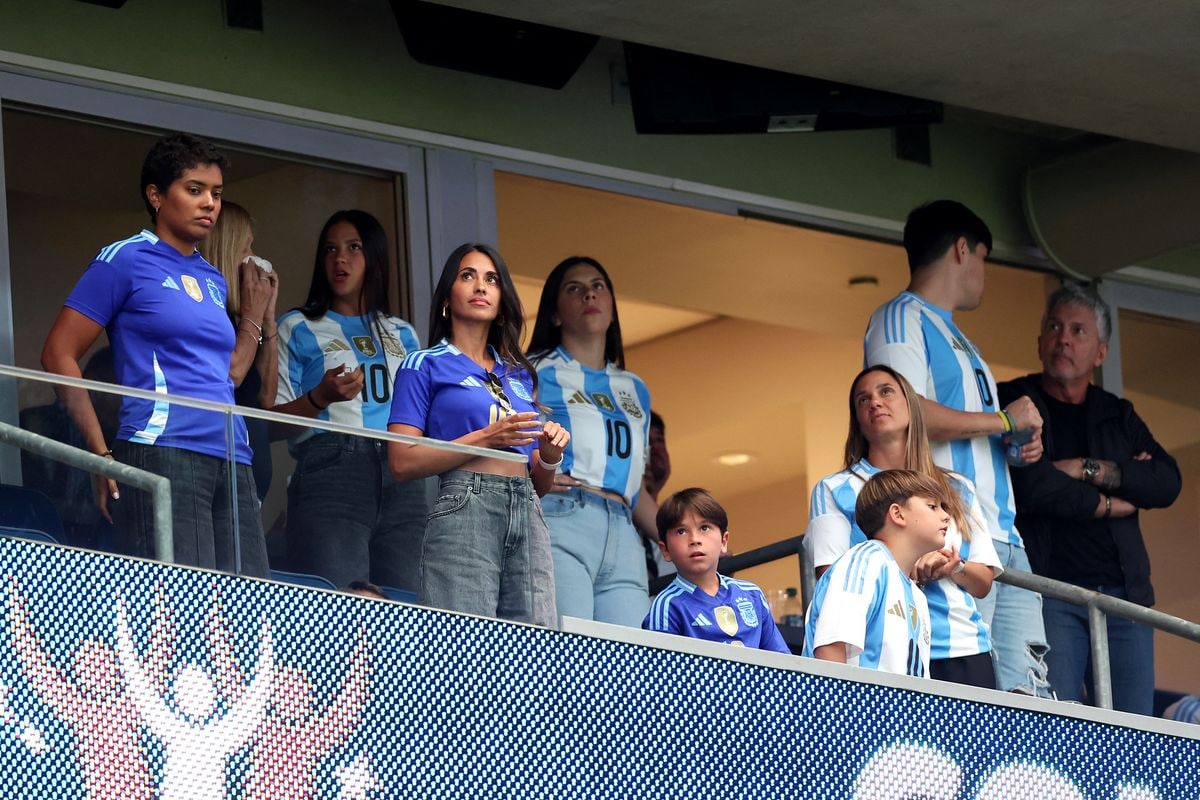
914, 547, 961, 584
92, 469, 120, 523
477, 411, 542, 450
537, 420, 570, 465
549, 472, 583, 493
311, 365, 364, 407
238, 260, 274, 325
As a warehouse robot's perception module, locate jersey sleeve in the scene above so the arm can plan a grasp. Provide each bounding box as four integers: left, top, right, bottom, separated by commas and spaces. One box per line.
754, 595, 791, 654
642, 594, 685, 636
864, 301, 931, 399
808, 554, 880, 662
274, 313, 306, 406
806, 479, 854, 569
64, 258, 132, 328
397, 320, 421, 353
950, 473, 1003, 573
388, 353, 433, 432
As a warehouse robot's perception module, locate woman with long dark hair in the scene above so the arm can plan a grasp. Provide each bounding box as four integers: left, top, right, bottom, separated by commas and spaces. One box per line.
273, 209, 425, 589
806, 365, 1001, 688
388, 243, 568, 625
526, 257, 655, 626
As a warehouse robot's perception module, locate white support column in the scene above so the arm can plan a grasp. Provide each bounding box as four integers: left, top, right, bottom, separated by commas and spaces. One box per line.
0, 103, 23, 483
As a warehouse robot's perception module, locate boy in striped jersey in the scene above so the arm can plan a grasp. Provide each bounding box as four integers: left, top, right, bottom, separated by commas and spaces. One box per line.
804, 470, 949, 677
643, 488, 788, 653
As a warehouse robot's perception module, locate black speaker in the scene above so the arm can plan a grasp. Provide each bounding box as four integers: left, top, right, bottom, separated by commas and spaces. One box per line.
391, 1, 597, 90
625, 43, 942, 135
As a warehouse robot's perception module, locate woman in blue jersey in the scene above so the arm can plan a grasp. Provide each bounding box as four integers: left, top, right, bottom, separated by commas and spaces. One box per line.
272, 209, 427, 590
42, 132, 271, 576
527, 257, 654, 627
806, 365, 1001, 688
387, 243, 569, 626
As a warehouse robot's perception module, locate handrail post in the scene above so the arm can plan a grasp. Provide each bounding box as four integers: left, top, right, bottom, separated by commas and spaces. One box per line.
1088, 602, 1113, 710
799, 541, 815, 614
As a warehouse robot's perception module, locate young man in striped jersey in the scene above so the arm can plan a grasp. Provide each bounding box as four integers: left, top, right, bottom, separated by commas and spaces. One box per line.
863, 200, 1052, 696
643, 488, 789, 653
804, 470, 947, 677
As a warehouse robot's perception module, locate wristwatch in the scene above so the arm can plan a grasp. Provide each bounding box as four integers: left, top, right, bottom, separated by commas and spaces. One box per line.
1082, 458, 1101, 483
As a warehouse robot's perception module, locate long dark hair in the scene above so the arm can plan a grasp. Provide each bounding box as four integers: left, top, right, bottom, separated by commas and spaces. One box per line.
430, 243, 537, 392
299, 209, 395, 354
526, 256, 626, 369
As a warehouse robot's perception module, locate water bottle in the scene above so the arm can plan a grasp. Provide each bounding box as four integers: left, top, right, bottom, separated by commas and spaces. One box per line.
778, 587, 804, 628
1006, 428, 1035, 467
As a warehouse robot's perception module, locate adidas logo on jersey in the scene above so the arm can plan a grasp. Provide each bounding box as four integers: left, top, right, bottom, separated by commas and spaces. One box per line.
460, 376, 484, 388
323, 339, 351, 354
690, 613, 713, 627
566, 390, 593, 406
161, 276, 180, 291
887, 599, 906, 620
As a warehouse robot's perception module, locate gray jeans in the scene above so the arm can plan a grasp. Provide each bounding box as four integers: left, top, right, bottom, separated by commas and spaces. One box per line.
112, 441, 269, 578
419, 470, 557, 627
286, 433, 429, 591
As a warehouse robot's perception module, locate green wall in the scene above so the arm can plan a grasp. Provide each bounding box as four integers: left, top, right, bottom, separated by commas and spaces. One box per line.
0, 0, 1065, 247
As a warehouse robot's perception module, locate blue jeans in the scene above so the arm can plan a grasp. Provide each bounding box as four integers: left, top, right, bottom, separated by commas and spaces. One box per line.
113, 441, 268, 578
419, 470, 557, 627
541, 488, 649, 627
1043, 587, 1154, 714
975, 541, 1052, 696
286, 433, 430, 590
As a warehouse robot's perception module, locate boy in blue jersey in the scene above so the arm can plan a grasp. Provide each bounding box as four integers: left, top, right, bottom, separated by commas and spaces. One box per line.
804, 470, 949, 677
643, 488, 789, 654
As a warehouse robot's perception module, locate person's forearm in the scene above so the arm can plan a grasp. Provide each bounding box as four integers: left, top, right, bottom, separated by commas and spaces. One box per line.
254, 329, 279, 410
42, 347, 108, 455
951, 562, 993, 599
919, 397, 1006, 441
387, 435, 481, 482
632, 488, 659, 542
229, 323, 260, 386
531, 459, 556, 497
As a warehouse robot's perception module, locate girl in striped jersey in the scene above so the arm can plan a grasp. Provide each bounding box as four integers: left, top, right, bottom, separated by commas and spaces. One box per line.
527, 257, 655, 627
806, 365, 1002, 688
272, 210, 426, 591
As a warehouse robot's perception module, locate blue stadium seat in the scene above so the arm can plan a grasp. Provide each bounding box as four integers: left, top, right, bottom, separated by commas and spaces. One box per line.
0, 485, 65, 539
269, 569, 337, 591
379, 585, 418, 604
0, 525, 62, 546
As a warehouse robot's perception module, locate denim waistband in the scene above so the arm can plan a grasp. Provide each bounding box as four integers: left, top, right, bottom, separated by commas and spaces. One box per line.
561, 486, 632, 520
301, 432, 385, 454
439, 469, 533, 493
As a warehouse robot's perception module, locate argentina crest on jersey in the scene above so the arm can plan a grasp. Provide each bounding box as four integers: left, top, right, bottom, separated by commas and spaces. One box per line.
617, 389, 644, 420
205, 277, 225, 309
736, 597, 758, 627
507, 376, 533, 403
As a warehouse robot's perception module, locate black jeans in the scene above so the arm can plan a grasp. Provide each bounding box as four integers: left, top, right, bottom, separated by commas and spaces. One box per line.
112, 441, 269, 578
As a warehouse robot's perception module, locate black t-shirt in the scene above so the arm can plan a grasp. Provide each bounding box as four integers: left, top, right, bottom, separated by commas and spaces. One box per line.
1042, 393, 1124, 587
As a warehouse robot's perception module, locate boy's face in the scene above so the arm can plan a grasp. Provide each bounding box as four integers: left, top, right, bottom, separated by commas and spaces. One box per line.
901, 495, 950, 551
659, 510, 730, 582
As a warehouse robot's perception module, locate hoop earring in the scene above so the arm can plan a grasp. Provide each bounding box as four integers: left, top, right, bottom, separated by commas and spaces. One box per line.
441, 305, 448, 319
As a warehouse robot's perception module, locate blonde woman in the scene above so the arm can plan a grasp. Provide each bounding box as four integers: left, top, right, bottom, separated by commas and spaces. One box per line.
806, 365, 1001, 688
199, 200, 279, 499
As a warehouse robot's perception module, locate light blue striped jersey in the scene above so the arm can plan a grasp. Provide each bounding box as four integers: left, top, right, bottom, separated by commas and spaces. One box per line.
532, 347, 651, 505
864, 290, 1022, 548
275, 310, 419, 439
803, 540, 930, 677
643, 574, 789, 654
64, 230, 251, 464
806, 459, 1001, 659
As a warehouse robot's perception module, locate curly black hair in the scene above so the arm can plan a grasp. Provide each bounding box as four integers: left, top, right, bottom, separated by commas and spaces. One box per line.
139, 132, 229, 221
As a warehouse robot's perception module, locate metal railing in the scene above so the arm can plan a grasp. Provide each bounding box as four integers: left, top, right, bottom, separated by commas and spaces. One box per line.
0, 421, 175, 561
651, 531, 1200, 711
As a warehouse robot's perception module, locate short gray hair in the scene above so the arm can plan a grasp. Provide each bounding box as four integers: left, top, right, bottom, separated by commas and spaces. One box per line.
1043, 284, 1112, 343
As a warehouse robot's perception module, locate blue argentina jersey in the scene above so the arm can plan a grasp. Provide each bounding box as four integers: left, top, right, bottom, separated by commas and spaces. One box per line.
275, 310, 419, 436
389, 340, 539, 462
643, 574, 789, 654
864, 291, 1021, 548
65, 230, 251, 464
804, 540, 930, 677
808, 461, 1001, 660
533, 347, 651, 505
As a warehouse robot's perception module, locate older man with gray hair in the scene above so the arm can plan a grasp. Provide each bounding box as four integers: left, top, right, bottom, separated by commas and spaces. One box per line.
998, 284, 1181, 714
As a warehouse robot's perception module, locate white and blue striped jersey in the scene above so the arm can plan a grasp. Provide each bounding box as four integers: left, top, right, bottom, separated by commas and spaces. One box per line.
644, 574, 789, 654
65, 230, 252, 464
532, 347, 651, 505
806, 460, 1001, 659
803, 540, 931, 677
864, 291, 1022, 548
275, 310, 419, 436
